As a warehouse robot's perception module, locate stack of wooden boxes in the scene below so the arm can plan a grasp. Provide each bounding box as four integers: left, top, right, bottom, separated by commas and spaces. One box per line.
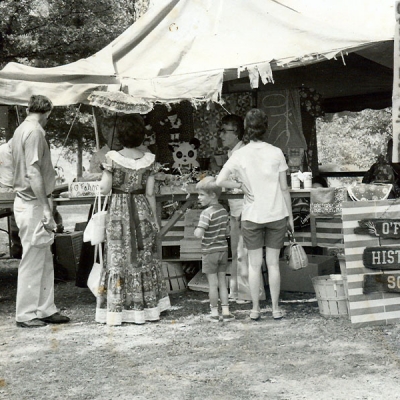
179, 209, 202, 260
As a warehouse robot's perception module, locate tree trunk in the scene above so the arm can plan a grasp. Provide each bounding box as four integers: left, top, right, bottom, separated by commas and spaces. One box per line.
6, 106, 20, 141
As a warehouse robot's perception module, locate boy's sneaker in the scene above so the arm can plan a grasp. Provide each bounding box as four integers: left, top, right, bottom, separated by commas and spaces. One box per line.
222, 313, 235, 322
206, 315, 220, 322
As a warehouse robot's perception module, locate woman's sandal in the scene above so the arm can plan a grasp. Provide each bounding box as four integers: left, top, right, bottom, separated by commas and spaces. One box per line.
249, 310, 261, 321
272, 310, 285, 320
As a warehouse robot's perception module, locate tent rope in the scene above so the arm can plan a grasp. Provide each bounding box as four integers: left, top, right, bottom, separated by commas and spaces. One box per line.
218, 103, 231, 115
54, 104, 81, 168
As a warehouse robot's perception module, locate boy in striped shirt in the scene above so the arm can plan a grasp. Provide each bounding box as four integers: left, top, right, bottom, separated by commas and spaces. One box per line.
194, 177, 235, 322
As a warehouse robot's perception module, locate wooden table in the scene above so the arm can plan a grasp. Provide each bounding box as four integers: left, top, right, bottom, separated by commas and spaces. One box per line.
1, 189, 313, 229
3, 189, 337, 261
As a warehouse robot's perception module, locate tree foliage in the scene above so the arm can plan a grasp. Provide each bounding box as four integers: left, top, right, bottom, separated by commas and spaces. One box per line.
0, 0, 138, 68
316, 108, 392, 171
0, 0, 149, 163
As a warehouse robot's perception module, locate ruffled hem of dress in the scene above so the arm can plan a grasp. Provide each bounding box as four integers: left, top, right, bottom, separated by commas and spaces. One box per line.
95, 296, 171, 326
105, 150, 155, 170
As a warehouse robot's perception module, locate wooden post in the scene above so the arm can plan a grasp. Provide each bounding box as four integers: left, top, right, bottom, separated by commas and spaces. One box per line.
92, 107, 100, 152
392, 2, 400, 162
76, 137, 83, 178
0, 107, 8, 140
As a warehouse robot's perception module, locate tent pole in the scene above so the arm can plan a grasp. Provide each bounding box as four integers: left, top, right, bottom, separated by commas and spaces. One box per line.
15, 106, 21, 126
393, 3, 400, 163
92, 107, 100, 152
111, 112, 118, 149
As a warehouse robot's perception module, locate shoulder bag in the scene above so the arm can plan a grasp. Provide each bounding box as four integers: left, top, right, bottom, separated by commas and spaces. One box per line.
83, 189, 109, 245
87, 244, 104, 297
283, 230, 308, 271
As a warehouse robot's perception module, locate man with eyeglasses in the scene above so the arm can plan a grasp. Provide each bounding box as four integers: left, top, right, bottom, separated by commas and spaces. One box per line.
220, 114, 254, 304
12, 95, 70, 328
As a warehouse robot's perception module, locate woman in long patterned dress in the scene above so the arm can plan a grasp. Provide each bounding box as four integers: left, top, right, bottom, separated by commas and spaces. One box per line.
96, 114, 170, 326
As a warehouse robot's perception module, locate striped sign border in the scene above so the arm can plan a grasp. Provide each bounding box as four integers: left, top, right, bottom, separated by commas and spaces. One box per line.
342, 200, 400, 327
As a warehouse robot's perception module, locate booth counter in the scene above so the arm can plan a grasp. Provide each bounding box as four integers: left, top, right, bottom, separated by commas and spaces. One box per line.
0, 189, 343, 255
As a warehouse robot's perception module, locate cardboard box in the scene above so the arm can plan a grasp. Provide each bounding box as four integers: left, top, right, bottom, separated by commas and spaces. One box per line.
188, 265, 232, 293
54, 231, 84, 280
280, 254, 335, 293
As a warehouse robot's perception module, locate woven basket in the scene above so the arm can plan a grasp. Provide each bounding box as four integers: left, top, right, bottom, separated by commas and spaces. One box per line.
337, 254, 349, 300
312, 274, 348, 318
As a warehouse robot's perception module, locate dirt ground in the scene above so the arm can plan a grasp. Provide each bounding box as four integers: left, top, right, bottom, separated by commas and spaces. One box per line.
1, 207, 400, 400
1, 257, 400, 400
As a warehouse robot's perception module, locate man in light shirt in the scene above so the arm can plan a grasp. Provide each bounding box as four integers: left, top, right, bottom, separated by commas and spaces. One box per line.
0, 139, 13, 190
0, 139, 23, 259
219, 114, 254, 304
12, 95, 70, 328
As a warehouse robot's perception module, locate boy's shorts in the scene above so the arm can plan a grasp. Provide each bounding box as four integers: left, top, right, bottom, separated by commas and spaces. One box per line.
242, 217, 287, 250
202, 251, 228, 274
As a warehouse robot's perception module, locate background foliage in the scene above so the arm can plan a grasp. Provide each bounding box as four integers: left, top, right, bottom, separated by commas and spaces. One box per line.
317, 108, 392, 171
0, 0, 150, 176
0, 0, 138, 68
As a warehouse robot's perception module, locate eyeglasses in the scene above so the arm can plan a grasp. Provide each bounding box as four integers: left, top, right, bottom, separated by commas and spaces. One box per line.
220, 129, 236, 133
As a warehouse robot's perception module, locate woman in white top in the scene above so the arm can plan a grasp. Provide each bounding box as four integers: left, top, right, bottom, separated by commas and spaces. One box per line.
216, 109, 294, 321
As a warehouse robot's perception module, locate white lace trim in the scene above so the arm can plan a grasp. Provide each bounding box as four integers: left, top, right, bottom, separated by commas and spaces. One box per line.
95, 308, 107, 324
106, 150, 155, 170
95, 296, 171, 326
158, 296, 171, 312
106, 312, 123, 326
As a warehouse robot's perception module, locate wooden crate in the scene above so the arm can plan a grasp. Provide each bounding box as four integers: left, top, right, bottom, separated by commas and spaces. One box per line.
162, 261, 187, 293
54, 231, 83, 280
180, 238, 202, 260
161, 217, 185, 246
180, 210, 202, 259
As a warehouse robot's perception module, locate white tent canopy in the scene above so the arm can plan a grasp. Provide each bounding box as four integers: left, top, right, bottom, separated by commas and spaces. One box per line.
0, 0, 394, 107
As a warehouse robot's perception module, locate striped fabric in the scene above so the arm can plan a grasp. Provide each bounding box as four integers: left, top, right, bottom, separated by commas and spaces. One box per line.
285, 217, 344, 248
342, 200, 400, 327
197, 204, 228, 254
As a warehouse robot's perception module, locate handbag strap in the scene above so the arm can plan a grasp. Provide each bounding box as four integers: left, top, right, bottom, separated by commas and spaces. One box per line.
99, 243, 103, 265
97, 189, 101, 213
89, 192, 99, 219
92, 188, 109, 214
94, 243, 103, 265
287, 229, 296, 244
101, 193, 109, 212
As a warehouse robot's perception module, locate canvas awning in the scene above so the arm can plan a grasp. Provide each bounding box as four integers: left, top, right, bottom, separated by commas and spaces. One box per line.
0, 0, 395, 111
